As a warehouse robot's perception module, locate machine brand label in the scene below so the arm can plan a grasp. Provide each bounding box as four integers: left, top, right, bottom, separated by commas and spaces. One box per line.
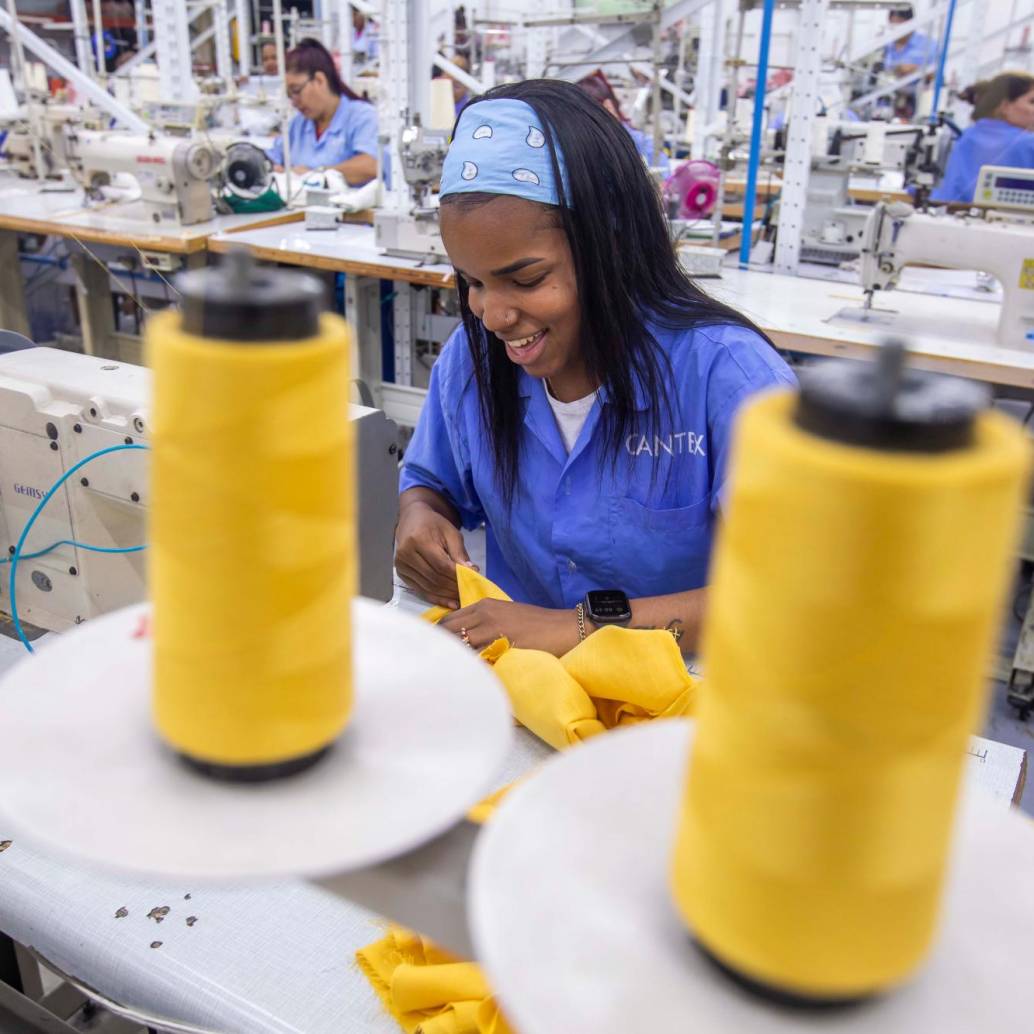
13, 483, 44, 500
136, 155, 167, 165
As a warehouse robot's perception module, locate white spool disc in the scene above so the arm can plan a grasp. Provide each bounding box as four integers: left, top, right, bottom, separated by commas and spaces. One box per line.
469, 720, 1034, 1034
0, 599, 512, 880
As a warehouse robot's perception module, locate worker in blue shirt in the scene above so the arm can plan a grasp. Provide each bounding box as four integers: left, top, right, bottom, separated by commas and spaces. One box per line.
882, 5, 938, 77
449, 52, 473, 119
881, 5, 938, 118
577, 70, 671, 174
352, 9, 378, 66
395, 82, 795, 657
932, 73, 1034, 202
266, 38, 377, 185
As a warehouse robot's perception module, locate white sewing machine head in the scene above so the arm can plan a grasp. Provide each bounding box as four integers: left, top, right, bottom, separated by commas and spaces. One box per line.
0, 348, 399, 634
1, 103, 100, 180
860, 172, 1034, 349
63, 128, 220, 226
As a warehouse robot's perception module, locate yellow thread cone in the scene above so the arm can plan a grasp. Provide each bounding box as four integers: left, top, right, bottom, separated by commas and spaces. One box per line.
671, 388, 1029, 998
148, 310, 354, 768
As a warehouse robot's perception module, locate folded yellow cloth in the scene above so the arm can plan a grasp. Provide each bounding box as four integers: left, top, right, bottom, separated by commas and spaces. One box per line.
425, 566, 699, 750
356, 927, 514, 1034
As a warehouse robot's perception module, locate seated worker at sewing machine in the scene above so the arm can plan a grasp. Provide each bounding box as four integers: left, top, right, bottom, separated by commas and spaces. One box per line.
932, 72, 1034, 203
879, 5, 938, 117
576, 69, 670, 175
266, 37, 377, 186
394, 81, 794, 656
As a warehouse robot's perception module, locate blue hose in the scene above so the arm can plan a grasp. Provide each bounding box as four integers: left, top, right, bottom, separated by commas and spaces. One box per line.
930, 0, 959, 120
739, 0, 777, 267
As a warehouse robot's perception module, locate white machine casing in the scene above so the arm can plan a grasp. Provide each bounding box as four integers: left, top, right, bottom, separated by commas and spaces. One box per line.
973, 165, 1034, 213
1, 104, 106, 180
860, 195, 1034, 350
0, 349, 399, 634
374, 121, 449, 262
63, 129, 219, 226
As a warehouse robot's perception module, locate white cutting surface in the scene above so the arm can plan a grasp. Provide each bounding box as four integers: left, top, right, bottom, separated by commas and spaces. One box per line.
709, 264, 1034, 388
208, 220, 454, 283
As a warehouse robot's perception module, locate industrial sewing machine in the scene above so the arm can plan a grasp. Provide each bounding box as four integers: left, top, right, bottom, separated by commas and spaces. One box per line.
63, 128, 220, 226
61, 128, 276, 227
859, 169, 1034, 349
797, 119, 954, 265
0, 103, 101, 181
374, 115, 449, 263
0, 348, 400, 632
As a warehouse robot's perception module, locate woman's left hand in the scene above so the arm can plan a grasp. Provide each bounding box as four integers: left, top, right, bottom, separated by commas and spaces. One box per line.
438, 599, 579, 657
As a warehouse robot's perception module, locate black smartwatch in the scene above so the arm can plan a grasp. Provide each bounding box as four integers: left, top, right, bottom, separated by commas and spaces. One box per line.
583, 589, 632, 627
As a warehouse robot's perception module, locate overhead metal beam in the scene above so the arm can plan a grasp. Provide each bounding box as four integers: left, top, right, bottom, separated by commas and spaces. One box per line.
0, 7, 149, 131
557, 0, 713, 82
434, 51, 485, 95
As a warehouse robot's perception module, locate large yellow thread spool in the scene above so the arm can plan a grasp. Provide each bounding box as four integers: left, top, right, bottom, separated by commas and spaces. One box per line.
148, 259, 354, 778
671, 355, 1029, 1001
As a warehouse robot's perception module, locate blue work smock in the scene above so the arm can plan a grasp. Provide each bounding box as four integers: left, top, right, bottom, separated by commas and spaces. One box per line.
400, 321, 796, 607
931, 119, 1030, 203
990, 131, 1034, 180
266, 95, 378, 171
883, 31, 938, 72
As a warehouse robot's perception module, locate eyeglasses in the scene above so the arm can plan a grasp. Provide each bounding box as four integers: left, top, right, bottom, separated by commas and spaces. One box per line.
286, 75, 314, 100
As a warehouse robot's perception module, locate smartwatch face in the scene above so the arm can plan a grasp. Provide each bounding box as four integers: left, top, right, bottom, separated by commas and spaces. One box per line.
586, 589, 632, 623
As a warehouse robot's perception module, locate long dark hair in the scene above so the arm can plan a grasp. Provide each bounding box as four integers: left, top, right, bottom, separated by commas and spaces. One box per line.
962, 71, 1034, 121
441, 79, 770, 503
286, 37, 365, 102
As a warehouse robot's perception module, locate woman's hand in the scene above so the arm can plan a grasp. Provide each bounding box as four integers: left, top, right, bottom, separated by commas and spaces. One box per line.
395, 497, 476, 609
439, 599, 579, 657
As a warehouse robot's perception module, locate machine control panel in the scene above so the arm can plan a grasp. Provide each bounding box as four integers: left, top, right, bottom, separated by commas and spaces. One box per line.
975, 166, 1034, 212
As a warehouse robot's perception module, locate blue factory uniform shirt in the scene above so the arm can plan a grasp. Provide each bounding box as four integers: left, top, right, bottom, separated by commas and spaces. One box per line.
931, 119, 1030, 202
883, 31, 938, 72
991, 130, 1034, 178
266, 96, 378, 171
401, 321, 795, 607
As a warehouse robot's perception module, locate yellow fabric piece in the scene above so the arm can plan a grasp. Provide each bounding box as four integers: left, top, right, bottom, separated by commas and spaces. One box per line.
424, 566, 699, 750
356, 928, 513, 1034
672, 390, 1030, 998
466, 780, 521, 825
492, 648, 606, 750
562, 624, 698, 722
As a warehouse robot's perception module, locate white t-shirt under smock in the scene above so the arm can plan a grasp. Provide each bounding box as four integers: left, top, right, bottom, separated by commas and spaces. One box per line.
545, 384, 597, 453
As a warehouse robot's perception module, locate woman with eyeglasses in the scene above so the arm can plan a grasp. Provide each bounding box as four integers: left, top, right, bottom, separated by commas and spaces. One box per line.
266, 38, 378, 186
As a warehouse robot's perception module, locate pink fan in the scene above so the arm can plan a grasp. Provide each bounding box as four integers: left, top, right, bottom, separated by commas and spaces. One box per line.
663, 159, 720, 219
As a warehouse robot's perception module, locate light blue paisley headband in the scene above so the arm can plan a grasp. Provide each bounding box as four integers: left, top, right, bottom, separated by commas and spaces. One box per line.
440, 98, 571, 207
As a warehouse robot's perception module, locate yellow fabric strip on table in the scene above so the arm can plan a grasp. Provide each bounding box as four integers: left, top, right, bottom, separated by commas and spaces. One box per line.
356, 927, 515, 1034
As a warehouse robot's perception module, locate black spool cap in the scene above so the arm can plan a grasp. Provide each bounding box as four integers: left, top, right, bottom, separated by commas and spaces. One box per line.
176, 249, 323, 342
795, 340, 990, 453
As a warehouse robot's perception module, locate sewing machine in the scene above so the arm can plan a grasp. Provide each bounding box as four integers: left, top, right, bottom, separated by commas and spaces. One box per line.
859, 192, 1034, 349
0, 103, 99, 181
0, 348, 400, 632
62, 128, 220, 226
798, 120, 953, 265
374, 116, 449, 263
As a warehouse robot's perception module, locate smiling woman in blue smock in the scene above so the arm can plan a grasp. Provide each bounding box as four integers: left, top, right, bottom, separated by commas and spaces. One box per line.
266, 38, 377, 186
394, 81, 794, 657
932, 73, 1034, 203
